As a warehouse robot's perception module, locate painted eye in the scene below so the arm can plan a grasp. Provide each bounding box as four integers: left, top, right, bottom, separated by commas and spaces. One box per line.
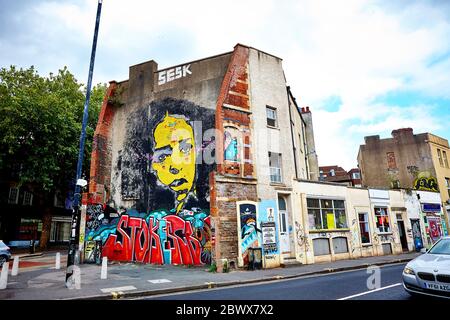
158, 154, 167, 162
180, 143, 192, 154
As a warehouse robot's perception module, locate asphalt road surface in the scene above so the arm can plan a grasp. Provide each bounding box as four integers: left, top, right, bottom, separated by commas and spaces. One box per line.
144, 263, 415, 300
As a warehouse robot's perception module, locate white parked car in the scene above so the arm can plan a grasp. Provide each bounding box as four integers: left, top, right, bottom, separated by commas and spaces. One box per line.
403, 236, 450, 299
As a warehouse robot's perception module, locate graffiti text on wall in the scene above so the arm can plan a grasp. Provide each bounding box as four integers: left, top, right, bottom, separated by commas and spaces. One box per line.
158, 64, 192, 85
413, 176, 439, 192
85, 205, 211, 266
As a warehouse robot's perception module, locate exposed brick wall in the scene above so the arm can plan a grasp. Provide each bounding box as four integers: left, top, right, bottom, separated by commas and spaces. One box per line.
215, 45, 253, 175
212, 45, 259, 268
211, 174, 257, 266
88, 81, 118, 203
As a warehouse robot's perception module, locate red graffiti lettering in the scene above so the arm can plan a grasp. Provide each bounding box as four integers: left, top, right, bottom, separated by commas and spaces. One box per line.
134, 219, 149, 263
148, 217, 164, 264
100, 214, 208, 266
165, 215, 193, 265
185, 222, 202, 265
102, 215, 132, 261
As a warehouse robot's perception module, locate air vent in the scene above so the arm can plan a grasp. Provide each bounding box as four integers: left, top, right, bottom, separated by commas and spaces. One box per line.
437, 274, 450, 284
418, 272, 435, 281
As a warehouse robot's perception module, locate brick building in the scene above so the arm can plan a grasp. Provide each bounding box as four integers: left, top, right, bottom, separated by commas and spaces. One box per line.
81, 44, 319, 270
319, 166, 361, 187
357, 128, 450, 241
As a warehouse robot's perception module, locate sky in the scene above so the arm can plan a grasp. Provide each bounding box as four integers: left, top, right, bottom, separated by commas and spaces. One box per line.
1, 0, 449, 170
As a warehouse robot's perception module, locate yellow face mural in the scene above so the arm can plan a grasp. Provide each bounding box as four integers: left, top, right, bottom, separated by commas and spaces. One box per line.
152, 113, 196, 213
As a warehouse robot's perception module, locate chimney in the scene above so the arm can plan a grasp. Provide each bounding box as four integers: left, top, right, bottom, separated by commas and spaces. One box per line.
364, 135, 380, 144
301, 106, 310, 113
391, 127, 413, 139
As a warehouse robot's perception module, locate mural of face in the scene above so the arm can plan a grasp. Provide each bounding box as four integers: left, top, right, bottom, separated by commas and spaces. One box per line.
152, 113, 196, 213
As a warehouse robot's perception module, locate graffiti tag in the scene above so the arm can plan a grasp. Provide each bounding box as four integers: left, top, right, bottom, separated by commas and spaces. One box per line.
158, 64, 192, 85
413, 176, 439, 192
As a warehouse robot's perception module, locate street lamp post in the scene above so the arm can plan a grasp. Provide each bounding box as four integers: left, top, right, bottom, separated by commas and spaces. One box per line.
65, 0, 103, 288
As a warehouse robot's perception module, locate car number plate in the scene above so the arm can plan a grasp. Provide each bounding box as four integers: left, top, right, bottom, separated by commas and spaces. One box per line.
425, 282, 450, 291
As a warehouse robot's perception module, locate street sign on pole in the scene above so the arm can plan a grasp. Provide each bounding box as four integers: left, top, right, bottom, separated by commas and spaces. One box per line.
66, 0, 103, 289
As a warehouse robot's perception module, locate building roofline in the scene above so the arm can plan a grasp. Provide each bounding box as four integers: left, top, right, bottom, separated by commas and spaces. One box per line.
154, 51, 234, 73
235, 43, 283, 61
295, 178, 367, 190
286, 86, 306, 125
109, 43, 284, 84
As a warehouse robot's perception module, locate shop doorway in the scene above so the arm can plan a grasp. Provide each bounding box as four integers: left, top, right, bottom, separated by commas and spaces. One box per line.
411, 219, 423, 251
397, 219, 408, 251
278, 196, 290, 255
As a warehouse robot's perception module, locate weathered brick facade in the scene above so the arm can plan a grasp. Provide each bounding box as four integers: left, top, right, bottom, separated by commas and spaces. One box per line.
87, 82, 118, 204
210, 173, 257, 270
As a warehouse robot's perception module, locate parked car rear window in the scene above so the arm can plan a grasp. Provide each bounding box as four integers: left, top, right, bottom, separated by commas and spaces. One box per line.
428, 239, 450, 255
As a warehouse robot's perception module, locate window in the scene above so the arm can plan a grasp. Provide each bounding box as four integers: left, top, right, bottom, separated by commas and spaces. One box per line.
352, 172, 360, 179
387, 152, 397, 169
391, 180, 400, 189
8, 187, 19, 204
54, 192, 65, 208
443, 150, 449, 168
374, 207, 390, 233
23, 191, 33, 206
332, 237, 349, 254
307, 198, 348, 230
313, 238, 331, 256
330, 169, 335, 176
437, 149, 444, 167
266, 106, 277, 127
445, 178, 450, 198
358, 213, 371, 244
50, 220, 71, 242
269, 152, 282, 183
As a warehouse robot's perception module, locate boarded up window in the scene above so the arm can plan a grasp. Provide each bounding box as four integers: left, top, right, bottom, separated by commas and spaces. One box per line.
387, 152, 397, 169
313, 238, 331, 256
332, 237, 349, 254
382, 243, 392, 255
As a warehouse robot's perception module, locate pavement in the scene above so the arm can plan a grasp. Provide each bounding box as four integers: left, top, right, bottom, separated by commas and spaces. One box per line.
0, 251, 421, 300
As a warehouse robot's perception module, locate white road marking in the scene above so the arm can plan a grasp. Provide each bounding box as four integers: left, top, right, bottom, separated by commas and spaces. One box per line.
100, 285, 137, 293
337, 283, 402, 300
147, 279, 172, 284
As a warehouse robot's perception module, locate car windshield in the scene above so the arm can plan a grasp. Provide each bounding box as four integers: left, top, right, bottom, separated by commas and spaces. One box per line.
428, 239, 450, 255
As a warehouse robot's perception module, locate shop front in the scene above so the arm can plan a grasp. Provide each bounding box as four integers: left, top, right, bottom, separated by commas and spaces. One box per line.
422, 203, 445, 246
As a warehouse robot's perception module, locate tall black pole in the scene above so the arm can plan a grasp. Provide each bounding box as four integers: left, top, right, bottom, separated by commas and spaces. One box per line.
66, 0, 103, 288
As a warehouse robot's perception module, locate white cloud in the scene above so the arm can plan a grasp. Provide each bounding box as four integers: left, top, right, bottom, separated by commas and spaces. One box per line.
1, 0, 449, 170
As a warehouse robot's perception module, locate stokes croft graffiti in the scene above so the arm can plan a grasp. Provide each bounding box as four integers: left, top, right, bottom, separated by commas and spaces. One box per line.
86, 97, 215, 266
86, 208, 211, 265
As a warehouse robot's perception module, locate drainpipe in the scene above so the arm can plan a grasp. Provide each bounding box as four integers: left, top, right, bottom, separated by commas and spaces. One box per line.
286, 87, 299, 179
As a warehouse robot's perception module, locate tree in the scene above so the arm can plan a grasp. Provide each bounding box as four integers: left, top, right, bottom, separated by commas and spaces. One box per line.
0, 65, 106, 247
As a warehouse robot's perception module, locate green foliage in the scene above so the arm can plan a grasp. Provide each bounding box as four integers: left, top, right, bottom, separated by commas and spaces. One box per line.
208, 263, 217, 273
222, 260, 229, 273
0, 65, 106, 193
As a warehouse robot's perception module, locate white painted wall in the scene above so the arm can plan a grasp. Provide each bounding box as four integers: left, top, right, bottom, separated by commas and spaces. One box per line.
248, 48, 299, 201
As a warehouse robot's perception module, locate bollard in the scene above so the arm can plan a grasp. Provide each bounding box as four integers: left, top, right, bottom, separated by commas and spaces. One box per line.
55, 252, 61, 270
11, 256, 19, 276
0, 262, 9, 289
74, 266, 81, 289
101, 257, 107, 279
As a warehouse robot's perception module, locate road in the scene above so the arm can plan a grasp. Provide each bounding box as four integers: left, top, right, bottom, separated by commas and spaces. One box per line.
143, 263, 413, 300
